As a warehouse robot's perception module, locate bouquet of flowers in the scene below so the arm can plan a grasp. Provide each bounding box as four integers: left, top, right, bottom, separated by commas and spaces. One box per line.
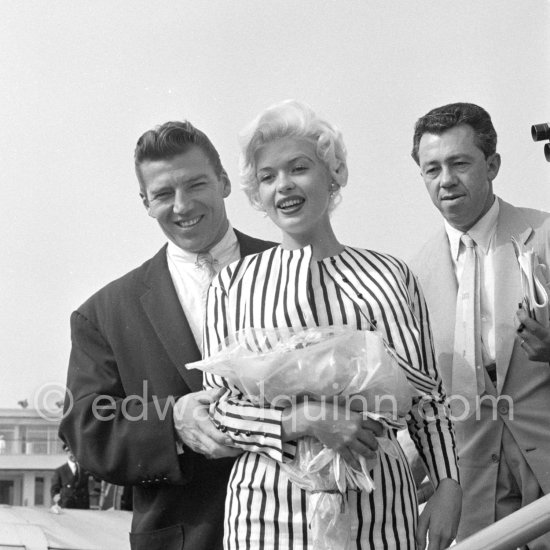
189, 326, 417, 549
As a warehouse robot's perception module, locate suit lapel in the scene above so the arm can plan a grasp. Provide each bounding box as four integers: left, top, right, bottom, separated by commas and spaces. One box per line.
138, 234, 274, 393
424, 230, 459, 389
234, 228, 275, 256
494, 200, 533, 392
139, 247, 203, 392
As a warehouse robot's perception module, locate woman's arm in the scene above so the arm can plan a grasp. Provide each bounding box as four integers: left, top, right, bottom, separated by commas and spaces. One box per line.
404, 270, 460, 485
203, 273, 381, 464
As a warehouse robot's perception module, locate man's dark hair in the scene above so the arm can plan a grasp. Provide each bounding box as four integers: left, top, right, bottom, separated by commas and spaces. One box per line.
411, 102, 498, 165
135, 121, 224, 189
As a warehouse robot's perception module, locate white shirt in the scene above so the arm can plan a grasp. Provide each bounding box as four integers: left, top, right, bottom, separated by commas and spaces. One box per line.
166, 225, 240, 353
68, 458, 77, 476
445, 197, 500, 362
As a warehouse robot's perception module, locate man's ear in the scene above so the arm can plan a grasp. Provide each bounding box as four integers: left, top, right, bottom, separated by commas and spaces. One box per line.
140, 192, 155, 218
487, 153, 501, 182
220, 170, 232, 198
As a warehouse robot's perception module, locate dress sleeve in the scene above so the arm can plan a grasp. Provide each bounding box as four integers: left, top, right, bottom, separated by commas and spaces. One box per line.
403, 267, 460, 486
203, 271, 296, 463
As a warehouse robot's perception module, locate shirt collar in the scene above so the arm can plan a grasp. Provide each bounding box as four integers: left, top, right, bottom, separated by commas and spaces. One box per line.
167, 224, 238, 265
445, 196, 500, 259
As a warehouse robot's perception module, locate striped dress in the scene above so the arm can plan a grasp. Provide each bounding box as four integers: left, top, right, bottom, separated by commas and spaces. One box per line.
204, 245, 459, 549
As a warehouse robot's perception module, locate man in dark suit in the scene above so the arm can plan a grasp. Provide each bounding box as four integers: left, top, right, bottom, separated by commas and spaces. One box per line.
51, 444, 90, 509
59, 121, 275, 550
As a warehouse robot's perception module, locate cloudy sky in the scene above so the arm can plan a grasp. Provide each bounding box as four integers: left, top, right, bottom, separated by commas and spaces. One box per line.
1, 0, 549, 410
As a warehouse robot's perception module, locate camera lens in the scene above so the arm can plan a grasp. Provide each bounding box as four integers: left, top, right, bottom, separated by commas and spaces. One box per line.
531, 123, 550, 142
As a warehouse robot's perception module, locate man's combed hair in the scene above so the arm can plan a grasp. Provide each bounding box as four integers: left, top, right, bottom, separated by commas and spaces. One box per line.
134, 120, 223, 177
411, 102, 498, 164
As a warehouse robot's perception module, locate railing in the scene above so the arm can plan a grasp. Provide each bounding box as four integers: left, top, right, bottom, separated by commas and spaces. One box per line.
452, 493, 550, 550
0, 438, 64, 456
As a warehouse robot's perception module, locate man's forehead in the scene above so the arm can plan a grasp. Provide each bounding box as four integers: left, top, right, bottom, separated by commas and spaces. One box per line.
141, 151, 217, 185
419, 126, 479, 158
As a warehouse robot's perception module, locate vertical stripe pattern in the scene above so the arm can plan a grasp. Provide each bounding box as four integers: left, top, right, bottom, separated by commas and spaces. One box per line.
204, 245, 458, 549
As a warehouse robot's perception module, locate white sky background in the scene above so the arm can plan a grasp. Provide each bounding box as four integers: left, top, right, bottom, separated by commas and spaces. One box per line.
1, 1, 549, 409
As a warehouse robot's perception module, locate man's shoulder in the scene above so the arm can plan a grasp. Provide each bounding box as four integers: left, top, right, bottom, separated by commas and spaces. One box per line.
234, 228, 277, 256
76, 246, 167, 315
500, 200, 550, 229
54, 463, 68, 474
409, 227, 447, 273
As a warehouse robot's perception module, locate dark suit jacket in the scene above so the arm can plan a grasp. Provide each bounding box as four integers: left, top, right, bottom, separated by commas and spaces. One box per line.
51, 462, 90, 509
59, 230, 275, 550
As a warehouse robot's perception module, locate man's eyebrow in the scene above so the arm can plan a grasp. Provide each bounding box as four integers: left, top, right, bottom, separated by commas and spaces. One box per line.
447, 154, 472, 161
184, 174, 210, 182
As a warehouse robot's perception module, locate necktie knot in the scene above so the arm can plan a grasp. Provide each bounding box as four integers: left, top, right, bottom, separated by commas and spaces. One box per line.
195, 252, 218, 278
461, 233, 475, 249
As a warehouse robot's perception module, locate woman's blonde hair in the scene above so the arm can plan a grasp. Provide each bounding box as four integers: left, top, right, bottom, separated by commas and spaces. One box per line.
239, 100, 348, 210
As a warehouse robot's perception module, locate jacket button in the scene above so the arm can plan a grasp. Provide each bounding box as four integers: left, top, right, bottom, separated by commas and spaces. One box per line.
219, 425, 228, 433
491, 454, 499, 463
234, 430, 240, 436
498, 404, 509, 415
245, 431, 251, 437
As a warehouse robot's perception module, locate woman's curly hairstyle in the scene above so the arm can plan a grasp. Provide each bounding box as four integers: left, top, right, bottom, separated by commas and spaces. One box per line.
239, 100, 349, 210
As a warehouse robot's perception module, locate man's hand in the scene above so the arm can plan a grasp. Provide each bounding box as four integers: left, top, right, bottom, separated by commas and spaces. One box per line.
416, 478, 462, 550
516, 308, 550, 362
173, 389, 242, 459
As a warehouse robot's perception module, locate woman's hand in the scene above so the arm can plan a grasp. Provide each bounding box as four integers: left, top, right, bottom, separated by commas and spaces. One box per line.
282, 400, 384, 468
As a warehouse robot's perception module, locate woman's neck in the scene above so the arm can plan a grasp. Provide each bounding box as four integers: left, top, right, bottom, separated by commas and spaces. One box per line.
281, 227, 344, 260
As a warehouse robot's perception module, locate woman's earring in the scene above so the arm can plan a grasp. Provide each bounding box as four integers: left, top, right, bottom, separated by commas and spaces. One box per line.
329, 183, 338, 197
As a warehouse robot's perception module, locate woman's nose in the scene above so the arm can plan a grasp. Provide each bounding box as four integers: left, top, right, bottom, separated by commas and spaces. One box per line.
276, 172, 294, 191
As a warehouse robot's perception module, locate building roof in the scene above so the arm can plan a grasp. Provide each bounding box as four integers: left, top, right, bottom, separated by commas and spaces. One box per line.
0, 454, 66, 471
0, 408, 62, 422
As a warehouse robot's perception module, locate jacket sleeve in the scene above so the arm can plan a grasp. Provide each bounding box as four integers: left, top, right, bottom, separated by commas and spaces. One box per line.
202, 273, 297, 464
50, 468, 62, 500
59, 309, 191, 487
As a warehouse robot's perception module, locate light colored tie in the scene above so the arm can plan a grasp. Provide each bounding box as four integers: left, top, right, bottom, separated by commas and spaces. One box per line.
451, 234, 484, 419
195, 252, 218, 279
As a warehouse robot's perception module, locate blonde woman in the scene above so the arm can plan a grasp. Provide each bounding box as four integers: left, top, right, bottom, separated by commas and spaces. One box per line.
203, 100, 461, 549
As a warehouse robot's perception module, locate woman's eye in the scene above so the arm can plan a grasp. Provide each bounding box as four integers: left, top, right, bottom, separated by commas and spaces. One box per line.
259, 174, 274, 183
293, 165, 307, 173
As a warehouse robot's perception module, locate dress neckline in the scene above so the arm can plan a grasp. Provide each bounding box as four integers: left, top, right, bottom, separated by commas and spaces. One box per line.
277, 243, 349, 262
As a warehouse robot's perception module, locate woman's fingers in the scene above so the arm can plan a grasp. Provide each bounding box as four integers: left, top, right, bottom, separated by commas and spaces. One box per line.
361, 417, 384, 437
349, 438, 378, 460
356, 426, 379, 452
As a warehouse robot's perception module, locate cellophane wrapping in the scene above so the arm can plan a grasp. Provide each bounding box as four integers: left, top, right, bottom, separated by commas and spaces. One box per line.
190, 326, 417, 549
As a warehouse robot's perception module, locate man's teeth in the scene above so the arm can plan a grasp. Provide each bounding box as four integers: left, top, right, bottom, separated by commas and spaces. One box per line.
177, 216, 201, 227
279, 199, 304, 209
